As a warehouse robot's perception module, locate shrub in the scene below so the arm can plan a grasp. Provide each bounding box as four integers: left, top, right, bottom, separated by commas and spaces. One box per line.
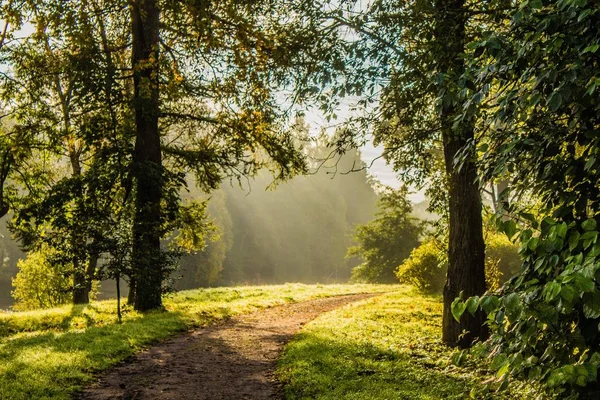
485, 232, 520, 284
397, 234, 520, 294
11, 246, 72, 310
396, 240, 446, 293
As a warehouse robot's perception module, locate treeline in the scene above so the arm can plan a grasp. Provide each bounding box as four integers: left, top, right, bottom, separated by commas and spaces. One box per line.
0, 143, 379, 308
177, 146, 378, 289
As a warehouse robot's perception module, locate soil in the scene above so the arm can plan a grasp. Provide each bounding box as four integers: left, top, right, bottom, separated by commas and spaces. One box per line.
78, 293, 376, 400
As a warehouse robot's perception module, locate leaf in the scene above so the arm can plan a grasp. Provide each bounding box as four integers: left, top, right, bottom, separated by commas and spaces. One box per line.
556, 222, 568, 239
480, 296, 500, 314
544, 281, 561, 301
560, 284, 576, 303
503, 293, 521, 315
584, 156, 596, 171
582, 45, 598, 55
547, 91, 562, 112
527, 237, 540, 251
569, 231, 580, 251
503, 220, 518, 240
575, 274, 595, 293
465, 296, 480, 315
451, 298, 467, 322
528, 0, 543, 9
583, 292, 600, 319
582, 219, 597, 231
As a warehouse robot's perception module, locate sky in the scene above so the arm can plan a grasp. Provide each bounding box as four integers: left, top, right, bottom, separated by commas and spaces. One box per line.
301, 104, 426, 203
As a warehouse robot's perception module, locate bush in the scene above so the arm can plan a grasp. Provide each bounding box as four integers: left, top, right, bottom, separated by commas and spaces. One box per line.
485, 232, 520, 284
396, 240, 446, 293
11, 246, 72, 310
397, 234, 521, 294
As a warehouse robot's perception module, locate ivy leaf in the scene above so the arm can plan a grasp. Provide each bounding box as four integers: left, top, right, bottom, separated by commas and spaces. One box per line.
465, 296, 480, 315
544, 281, 562, 301
451, 297, 467, 322
582, 219, 597, 231
583, 292, 600, 319
547, 91, 562, 112
568, 231, 580, 251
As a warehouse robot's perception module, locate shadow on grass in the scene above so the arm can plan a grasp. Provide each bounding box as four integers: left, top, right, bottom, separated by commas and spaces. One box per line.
0, 309, 189, 400
279, 331, 475, 400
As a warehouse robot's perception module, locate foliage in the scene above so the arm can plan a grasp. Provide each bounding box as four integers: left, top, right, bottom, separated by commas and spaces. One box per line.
277, 288, 541, 399
449, 0, 600, 396
397, 240, 446, 293
396, 233, 518, 294
11, 245, 72, 311
348, 187, 422, 283
0, 283, 391, 399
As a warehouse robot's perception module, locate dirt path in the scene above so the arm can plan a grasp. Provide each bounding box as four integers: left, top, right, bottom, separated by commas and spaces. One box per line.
79, 293, 376, 400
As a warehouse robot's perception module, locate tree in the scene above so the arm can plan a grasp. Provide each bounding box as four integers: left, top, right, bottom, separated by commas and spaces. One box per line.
4, 0, 134, 305
289, 0, 492, 346
348, 187, 421, 283
2, 0, 311, 311
451, 0, 600, 395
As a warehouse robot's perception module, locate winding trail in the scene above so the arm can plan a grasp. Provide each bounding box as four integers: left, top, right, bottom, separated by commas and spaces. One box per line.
79, 293, 376, 400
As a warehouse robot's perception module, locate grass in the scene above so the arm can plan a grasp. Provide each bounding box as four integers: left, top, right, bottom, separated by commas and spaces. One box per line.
277, 286, 543, 400
0, 283, 392, 400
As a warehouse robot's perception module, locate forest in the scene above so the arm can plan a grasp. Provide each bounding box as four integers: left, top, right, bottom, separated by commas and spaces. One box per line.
0, 0, 599, 399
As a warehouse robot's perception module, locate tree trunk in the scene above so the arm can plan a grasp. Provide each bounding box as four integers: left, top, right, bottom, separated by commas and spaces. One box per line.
127, 277, 136, 305
434, 0, 488, 347
130, 0, 163, 311
73, 259, 89, 304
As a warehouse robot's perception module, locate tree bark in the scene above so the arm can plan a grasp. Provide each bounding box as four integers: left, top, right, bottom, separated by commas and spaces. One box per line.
130, 0, 163, 311
434, 0, 488, 347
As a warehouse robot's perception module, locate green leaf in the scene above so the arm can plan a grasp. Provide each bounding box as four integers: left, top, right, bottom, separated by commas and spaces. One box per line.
584, 156, 596, 171
451, 298, 467, 322
575, 274, 595, 293
503, 220, 518, 240
528, 237, 540, 251
555, 222, 568, 239
528, 0, 543, 9
465, 296, 480, 315
503, 293, 521, 315
480, 295, 500, 314
582, 44, 598, 54
582, 219, 597, 231
583, 292, 600, 319
544, 281, 561, 301
491, 353, 508, 371
569, 231, 580, 251
547, 91, 562, 112
560, 284, 576, 303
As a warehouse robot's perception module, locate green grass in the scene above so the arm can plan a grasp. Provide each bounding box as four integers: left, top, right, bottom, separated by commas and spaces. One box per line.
277, 287, 542, 400
0, 283, 392, 400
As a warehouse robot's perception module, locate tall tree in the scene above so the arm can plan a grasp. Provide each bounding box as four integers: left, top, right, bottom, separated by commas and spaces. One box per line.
290, 0, 490, 346
129, 0, 163, 311
4, 0, 309, 311
433, 0, 487, 347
